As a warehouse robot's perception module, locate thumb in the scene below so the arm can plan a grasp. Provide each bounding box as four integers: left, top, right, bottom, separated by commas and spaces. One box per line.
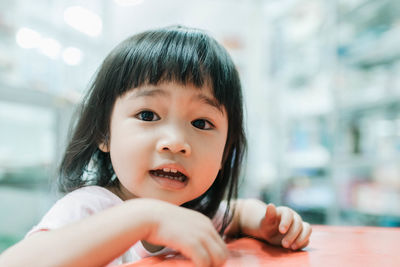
260, 204, 279, 232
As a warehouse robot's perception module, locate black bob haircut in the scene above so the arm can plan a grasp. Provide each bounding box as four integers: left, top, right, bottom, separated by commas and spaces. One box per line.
58, 25, 247, 234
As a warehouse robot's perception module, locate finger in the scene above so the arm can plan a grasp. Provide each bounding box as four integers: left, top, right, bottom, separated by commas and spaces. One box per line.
302, 239, 310, 249
205, 227, 228, 266
260, 204, 281, 238
264, 203, 276, 220
281, 213, 303, 249
182, 240, 211, 267
261, 204, 278, 226
291, 222, 312, 250
210, 225, 227, 249
276, 207, 294, 234
197, 221, 227, 267
203, 235, 228, 267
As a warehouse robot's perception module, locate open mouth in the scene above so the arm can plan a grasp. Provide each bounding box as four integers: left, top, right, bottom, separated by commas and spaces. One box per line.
149, 168, 188, 183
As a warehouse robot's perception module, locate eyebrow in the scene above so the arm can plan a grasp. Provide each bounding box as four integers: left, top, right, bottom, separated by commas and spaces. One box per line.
131, 88, 168, 98
130, 88, 224, 114
193, 94, 224, 114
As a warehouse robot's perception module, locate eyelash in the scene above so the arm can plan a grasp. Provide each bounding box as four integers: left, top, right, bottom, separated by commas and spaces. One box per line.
192, 119, 214, 130
135, 110, 160, 121
135, 110, 215, 130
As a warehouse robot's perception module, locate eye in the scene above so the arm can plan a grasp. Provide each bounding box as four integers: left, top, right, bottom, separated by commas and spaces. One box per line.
135, 110, 160, 121
192, 119, 214, 130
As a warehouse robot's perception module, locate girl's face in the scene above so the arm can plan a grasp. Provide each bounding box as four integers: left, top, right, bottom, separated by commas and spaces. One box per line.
99, 82, 228, 205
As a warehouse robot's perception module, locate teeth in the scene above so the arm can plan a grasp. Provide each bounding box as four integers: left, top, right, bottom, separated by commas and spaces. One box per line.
158, 173, 185, 182
150, 169, 187, 182
163, 168, 178, 173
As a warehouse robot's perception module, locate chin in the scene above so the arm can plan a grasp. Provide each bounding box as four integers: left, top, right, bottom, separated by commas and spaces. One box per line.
165, 198, 186, 206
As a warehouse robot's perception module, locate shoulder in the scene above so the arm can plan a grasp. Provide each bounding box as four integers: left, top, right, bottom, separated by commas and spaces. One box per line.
53, 186, 123, 214
53, 185, 123, 216
63, 186, 122, 208
26, 186, 123, 236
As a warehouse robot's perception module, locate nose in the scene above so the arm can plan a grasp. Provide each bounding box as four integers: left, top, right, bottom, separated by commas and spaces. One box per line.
156, 130, 192, 157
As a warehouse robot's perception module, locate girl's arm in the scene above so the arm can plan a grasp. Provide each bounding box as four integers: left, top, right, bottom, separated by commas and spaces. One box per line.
224, 199, 312, 250
0, 198, 228, 267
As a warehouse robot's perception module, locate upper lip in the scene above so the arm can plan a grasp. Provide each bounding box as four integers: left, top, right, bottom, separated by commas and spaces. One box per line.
151, 163, 189, 178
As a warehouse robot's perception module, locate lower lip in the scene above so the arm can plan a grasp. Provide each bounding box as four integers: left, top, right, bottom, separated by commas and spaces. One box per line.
150, 173, 188, 190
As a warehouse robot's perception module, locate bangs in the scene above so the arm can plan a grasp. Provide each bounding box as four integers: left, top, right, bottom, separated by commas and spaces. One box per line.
128, 28, 210, 87
106, 26, 238, 106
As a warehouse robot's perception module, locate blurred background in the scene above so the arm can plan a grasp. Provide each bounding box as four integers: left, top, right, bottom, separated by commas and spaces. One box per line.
1, 0, 400, 252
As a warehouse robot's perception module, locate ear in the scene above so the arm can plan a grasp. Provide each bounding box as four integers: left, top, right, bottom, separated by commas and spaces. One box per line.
98, 142, 110, 153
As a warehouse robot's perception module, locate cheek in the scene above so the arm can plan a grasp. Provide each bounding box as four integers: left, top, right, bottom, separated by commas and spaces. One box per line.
214, 132, 228, 167
109, 130, 154, 178
191, 156, 222, 200
109, 146, 136, 183
194, 136, 227, 185
208, 143, 226, 170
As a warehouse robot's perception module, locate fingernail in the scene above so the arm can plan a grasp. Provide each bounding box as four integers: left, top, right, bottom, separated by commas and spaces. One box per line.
291, 244, 297, 250
282, 240, 289, 248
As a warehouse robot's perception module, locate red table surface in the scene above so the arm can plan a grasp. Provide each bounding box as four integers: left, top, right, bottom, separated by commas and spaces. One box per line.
120, 225, 400, 267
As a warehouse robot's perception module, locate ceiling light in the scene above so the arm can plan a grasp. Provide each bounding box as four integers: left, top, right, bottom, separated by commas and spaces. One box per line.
38, 37, 62, 59
62, 47, 83, 65
16, 27, 41, 49
64, 6, 102, 37
114, 0, 144, 6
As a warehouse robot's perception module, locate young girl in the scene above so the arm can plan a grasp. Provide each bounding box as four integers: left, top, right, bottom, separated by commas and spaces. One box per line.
0, 25, 311, 267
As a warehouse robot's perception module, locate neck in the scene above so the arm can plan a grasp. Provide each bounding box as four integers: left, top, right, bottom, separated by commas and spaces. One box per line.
106, 183, 133, 201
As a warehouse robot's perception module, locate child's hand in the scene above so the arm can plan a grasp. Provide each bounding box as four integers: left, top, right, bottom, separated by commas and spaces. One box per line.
259, 204, 311, 250
141, 199, 228, 267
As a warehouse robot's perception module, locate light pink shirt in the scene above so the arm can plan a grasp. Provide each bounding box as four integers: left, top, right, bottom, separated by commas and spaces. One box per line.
26, 186, 226, 266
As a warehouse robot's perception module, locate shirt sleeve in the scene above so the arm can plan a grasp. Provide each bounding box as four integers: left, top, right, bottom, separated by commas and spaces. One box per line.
25, 186, 122, 237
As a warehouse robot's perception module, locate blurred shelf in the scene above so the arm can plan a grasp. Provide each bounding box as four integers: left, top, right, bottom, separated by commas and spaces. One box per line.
0, 185, 56, 253
339, 0, 389, 19
347, 50, 400, 69
341, 27, 400, 68
351, 208, 400, 219
333, 154, 400, 169
0, 80, 77, 108
271, 0, 400, 227
286, 172, 329, 180
284, 184, 334, 209
341, 208, 400, 227
282, 90, 333, 120
0, 165, 52, 188
284, 147, 331, 170
338, 96, 400, 114
0, 234, 20, 254
0, 177, 50, 188
284, 205, 329, 225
